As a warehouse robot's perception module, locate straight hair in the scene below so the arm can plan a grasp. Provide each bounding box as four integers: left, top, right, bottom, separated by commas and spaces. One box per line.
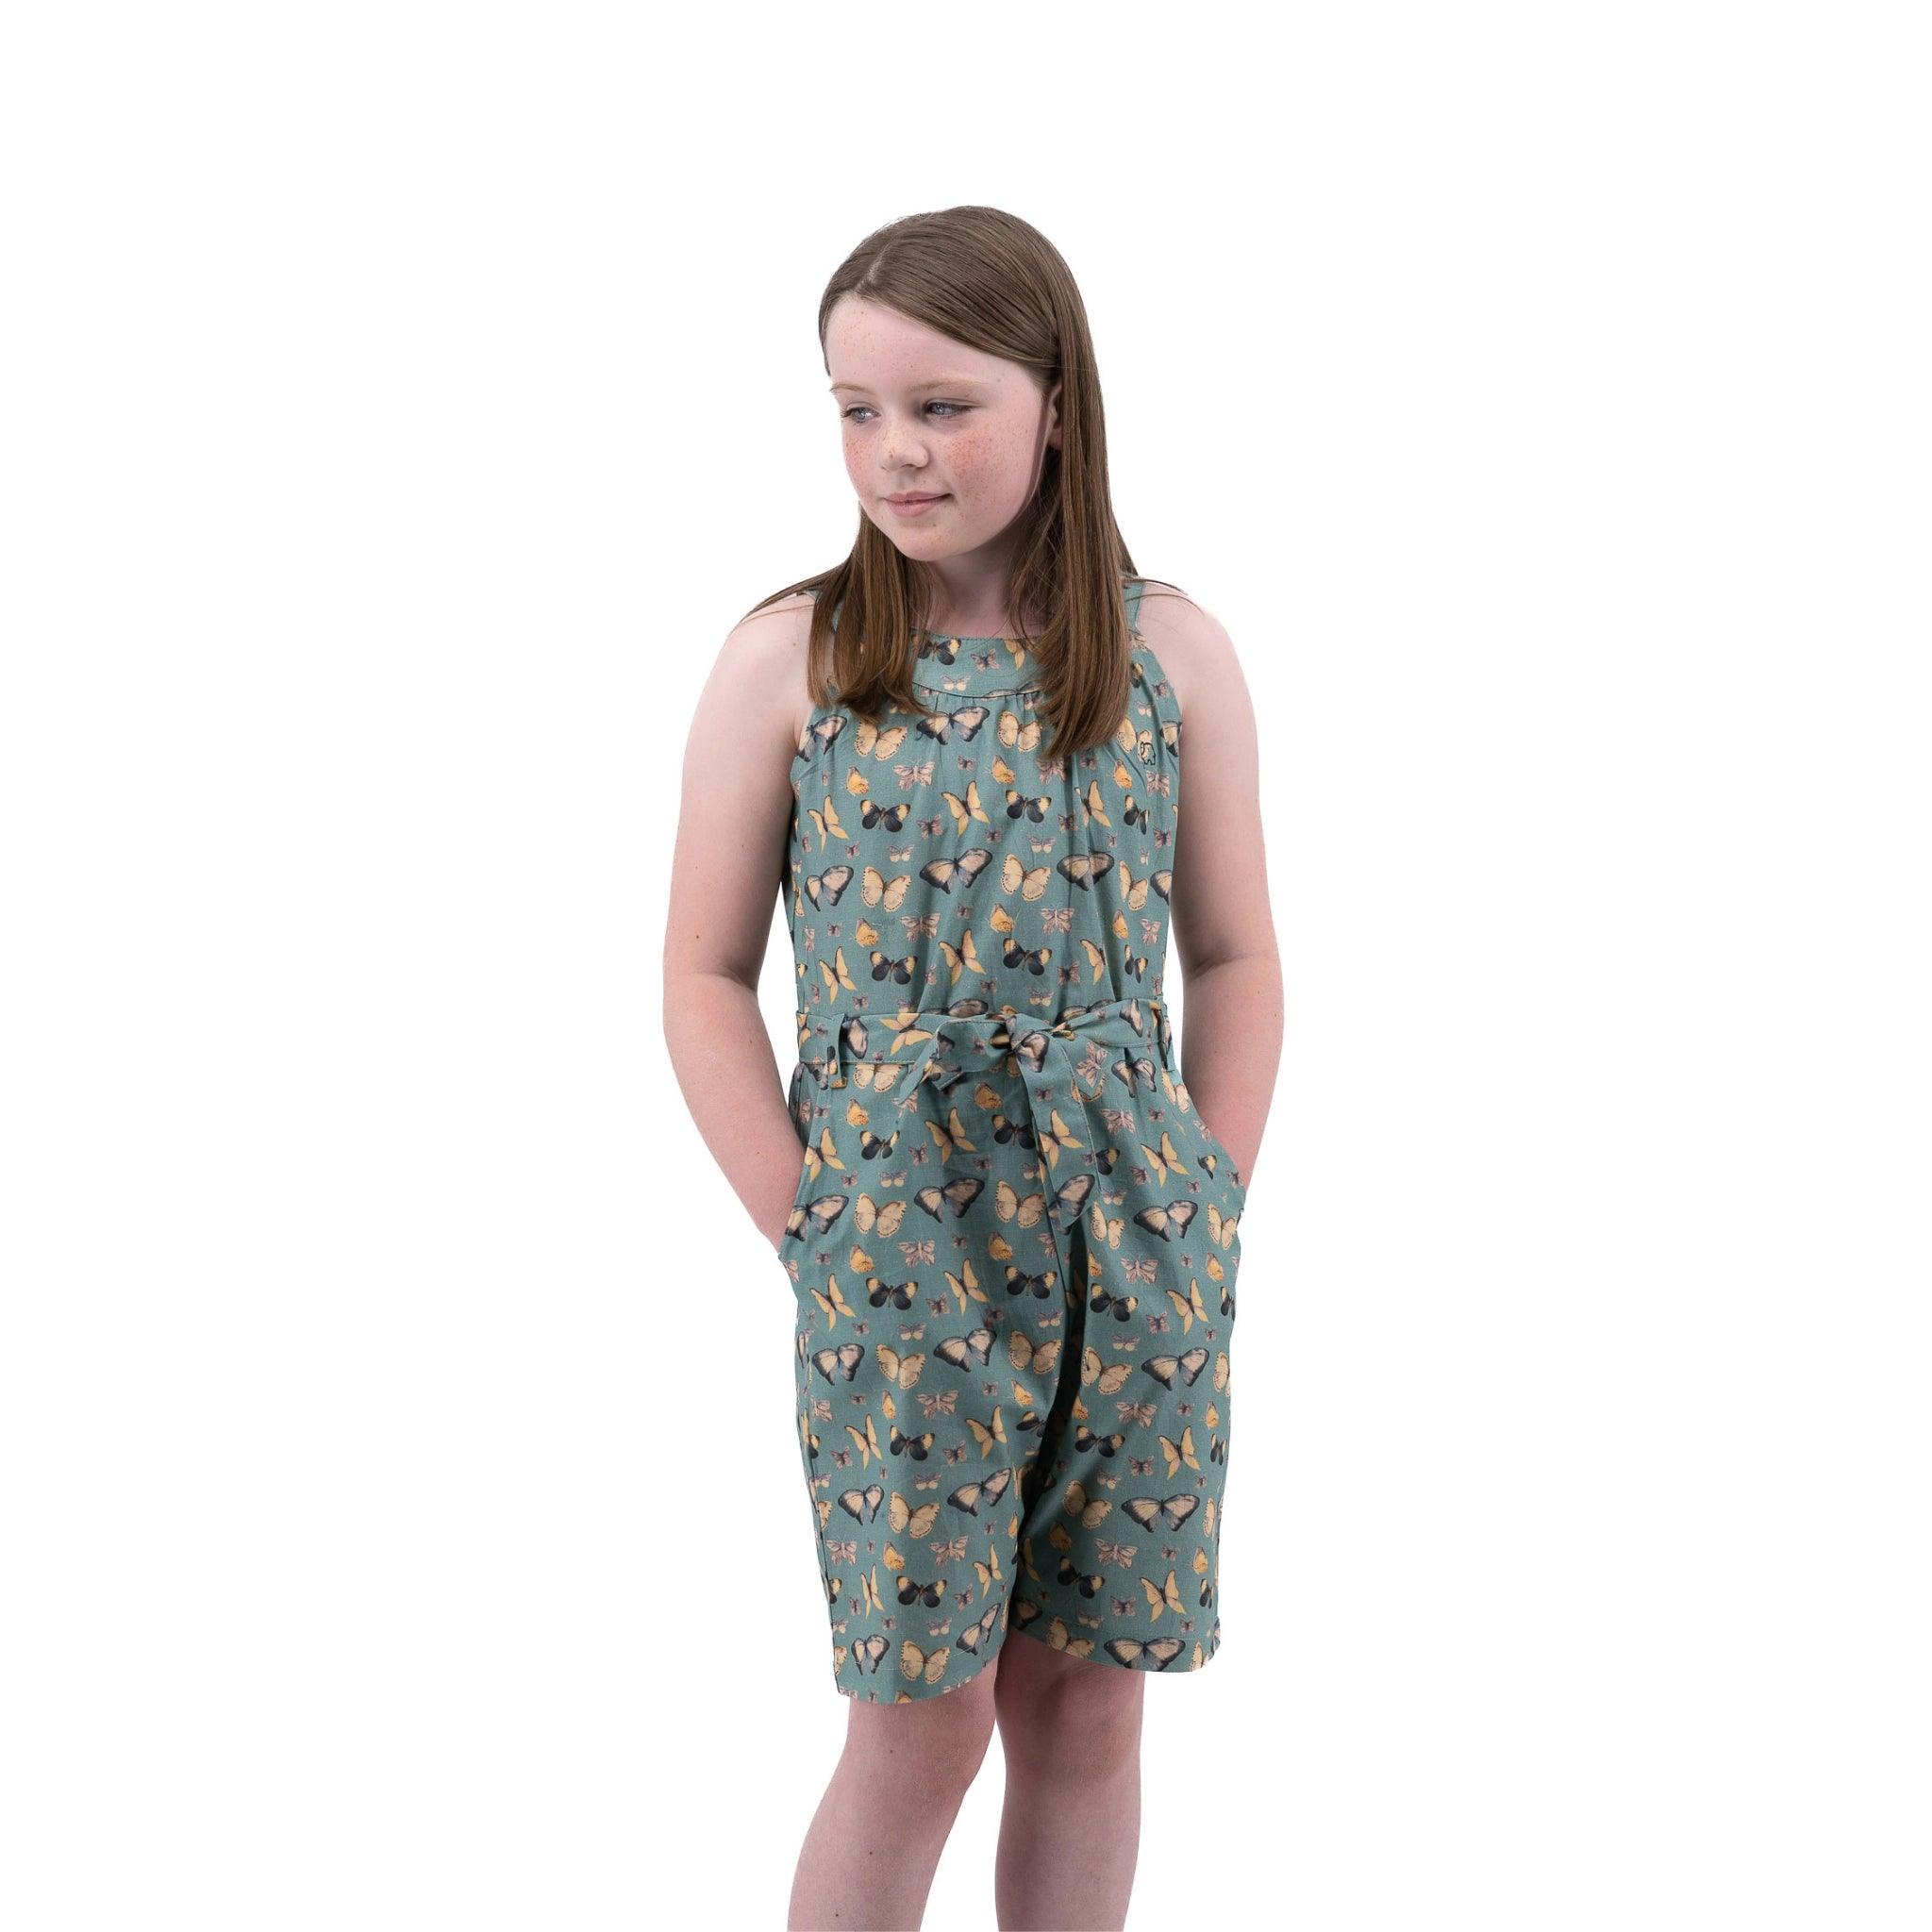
743, 205, 1184, 761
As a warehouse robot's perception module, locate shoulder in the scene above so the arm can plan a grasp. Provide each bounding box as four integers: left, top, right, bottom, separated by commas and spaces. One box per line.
716, 590, 819, 751
1129, 580, 1243, 724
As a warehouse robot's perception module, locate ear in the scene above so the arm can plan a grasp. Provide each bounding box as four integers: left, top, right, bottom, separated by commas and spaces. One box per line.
1045, 379, 1062, 450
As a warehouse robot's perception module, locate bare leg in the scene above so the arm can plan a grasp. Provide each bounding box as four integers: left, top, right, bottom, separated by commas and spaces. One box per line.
789, 1666, 999, 1931
991, 1634, 1146, 1930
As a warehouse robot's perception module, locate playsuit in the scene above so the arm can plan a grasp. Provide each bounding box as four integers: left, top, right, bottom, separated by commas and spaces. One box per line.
776, 574, 1247, 1703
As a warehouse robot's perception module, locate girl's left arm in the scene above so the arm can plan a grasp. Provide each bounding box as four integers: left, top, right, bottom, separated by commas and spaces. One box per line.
1165, 603, 1283, 1189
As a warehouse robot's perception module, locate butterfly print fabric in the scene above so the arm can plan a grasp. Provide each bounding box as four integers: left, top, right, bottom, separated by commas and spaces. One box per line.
778, 575, 1248, 1703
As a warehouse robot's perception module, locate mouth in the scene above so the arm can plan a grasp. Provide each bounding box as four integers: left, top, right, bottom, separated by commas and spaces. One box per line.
885, 493, 949, 517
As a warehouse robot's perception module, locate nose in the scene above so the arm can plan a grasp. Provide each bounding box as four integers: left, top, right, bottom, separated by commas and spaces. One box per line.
877, 416, 932, 477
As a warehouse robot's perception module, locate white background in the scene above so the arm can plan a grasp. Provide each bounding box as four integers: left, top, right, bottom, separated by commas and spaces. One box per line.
5, 4, 1927, 1927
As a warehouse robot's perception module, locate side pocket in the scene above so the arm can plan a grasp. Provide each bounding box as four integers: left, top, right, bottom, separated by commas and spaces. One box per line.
779, 1061, 821, 1253
1191, 1104, 1250, 1208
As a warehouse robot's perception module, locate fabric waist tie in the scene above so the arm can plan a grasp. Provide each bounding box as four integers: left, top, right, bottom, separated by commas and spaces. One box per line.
797, 994, 1175, 1232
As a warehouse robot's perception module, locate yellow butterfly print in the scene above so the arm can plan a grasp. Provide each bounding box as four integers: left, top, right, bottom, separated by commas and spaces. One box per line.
890, 1496, 941, 1541
966, 1409, 1008, 1456
1008, 1330, 1062, 1378
999, 708, 1043, 752
1035, 1109, 1084, 1168
875, 1345, 926, 1390
862, 866, 911, 909
944, 1257, 988, 1307
1087, 1198, 1125, 1250
1136, 1130, 1185, 1181
999, 852, 1051, 900
1060, 1479, 1110, 1529
995, 1179, 1045, 1226
941, 780, 989, 831
1079, 779, 1111, 828
805, 794, 851, 844
819, 947, 858, 993
1166, 1277, 1209, 1332
1205, 1203, 1241, 1248
845, 1412, 882, 1466
1214, 1350, 1231, 1393
800, 1124, 845, 1182
1136, 1560, 1182, 1623
1159, 1427, 1201, 1476
1117, 862, 1153, 910
973, 1545, 1004, 1593
808, 1276, 858, 1325
854, 1194, 908, 1239
924, 1107, 977, 1158
857, 1566, 883, 1612
1042, 1617, 1096, 1657
855, 720, 908, 760
900, 1641, 951, 1686
937, 930, 987, 981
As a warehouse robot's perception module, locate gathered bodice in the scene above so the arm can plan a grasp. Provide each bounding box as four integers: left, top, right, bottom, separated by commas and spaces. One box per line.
783, 577, 1186, 1079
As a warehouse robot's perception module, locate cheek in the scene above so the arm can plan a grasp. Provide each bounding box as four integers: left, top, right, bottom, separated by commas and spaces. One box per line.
942, 425, 1017, 497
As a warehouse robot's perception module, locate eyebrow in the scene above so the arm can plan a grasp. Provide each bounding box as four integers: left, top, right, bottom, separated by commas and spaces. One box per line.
828, 377, 988, 395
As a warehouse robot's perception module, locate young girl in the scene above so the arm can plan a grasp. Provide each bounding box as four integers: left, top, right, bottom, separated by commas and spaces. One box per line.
664, 207, 1281, 1929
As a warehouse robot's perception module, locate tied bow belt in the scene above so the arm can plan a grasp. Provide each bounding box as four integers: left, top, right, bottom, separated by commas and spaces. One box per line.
796, 994, 1177, 1229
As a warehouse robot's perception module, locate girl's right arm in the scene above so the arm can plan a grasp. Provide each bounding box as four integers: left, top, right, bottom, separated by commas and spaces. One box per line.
661, 599, 816, 1251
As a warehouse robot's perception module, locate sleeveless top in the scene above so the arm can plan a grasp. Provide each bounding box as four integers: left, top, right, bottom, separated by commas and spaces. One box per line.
783, 576, 1185, 1085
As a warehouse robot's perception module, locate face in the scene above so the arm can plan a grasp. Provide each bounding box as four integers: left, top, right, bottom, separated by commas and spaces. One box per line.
825, 294, 1061, 597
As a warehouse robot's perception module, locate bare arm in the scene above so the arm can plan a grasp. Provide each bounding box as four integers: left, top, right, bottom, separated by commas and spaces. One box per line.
660, 603, 813, 1250
1157, 597, 1283, 1188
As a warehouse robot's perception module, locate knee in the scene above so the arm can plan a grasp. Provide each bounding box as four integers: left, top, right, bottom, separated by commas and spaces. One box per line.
997, 1668, 1143, 1778
842, 1674, 999, 1800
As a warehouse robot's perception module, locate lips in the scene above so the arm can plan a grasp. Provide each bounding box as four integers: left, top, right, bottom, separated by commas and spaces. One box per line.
887, 493, 945, 505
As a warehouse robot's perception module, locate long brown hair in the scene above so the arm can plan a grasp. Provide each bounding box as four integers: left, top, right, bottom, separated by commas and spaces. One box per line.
742, 206, 1178, 760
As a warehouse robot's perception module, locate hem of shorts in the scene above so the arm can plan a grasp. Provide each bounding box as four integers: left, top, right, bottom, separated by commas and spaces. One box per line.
830, 1621, 1011, 1704
1007, 1610, 1224, 1676
826, 1610, 1223, 1701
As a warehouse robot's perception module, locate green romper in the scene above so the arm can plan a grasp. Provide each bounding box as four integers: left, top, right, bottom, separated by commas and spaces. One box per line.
778, 574, 1248, 1703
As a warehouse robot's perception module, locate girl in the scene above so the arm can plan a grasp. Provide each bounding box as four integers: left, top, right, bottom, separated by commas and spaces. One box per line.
663, 206, 1281, 1930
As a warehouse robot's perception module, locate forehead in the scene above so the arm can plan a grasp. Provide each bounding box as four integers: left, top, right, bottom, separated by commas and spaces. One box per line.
824, 295, 1010, 393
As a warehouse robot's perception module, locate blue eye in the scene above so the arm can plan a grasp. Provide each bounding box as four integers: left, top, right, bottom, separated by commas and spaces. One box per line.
841, 402, 970, 423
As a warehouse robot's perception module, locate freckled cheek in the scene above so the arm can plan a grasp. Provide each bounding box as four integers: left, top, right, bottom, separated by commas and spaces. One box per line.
942, 427, 1015, 500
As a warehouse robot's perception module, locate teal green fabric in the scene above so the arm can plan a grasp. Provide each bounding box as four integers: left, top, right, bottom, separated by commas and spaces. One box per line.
778, 575, 1247, 1702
